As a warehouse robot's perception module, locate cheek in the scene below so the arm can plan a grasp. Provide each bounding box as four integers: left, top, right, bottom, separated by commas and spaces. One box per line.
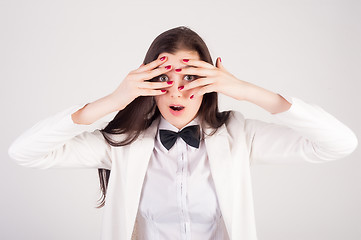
154, 96, 165, 110
193, 97, 203, 111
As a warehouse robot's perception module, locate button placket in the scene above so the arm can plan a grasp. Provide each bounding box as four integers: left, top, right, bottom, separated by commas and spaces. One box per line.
176, 139, 191, 239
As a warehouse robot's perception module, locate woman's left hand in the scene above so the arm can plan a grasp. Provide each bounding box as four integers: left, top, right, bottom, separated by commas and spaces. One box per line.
177, 57, 251, 101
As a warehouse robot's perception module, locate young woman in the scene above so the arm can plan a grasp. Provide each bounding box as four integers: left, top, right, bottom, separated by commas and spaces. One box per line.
9, 26, 358, 240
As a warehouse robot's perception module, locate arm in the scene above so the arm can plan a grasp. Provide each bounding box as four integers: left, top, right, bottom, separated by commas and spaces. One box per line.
244, 97, 358, 164
179, 57, 292, 115
240, 82, 291, 114
8, 104, 115, 169
179, 57, 358, 163
9, 56, 175, 169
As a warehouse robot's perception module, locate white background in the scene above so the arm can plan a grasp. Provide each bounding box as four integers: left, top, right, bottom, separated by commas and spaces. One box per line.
1, 0, 360, 239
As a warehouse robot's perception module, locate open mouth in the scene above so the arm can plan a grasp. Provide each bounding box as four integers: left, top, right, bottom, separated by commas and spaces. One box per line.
169, 105, 185, 111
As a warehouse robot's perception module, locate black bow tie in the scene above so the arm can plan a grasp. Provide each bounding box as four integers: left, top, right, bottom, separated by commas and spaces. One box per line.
159, 125, 201, 150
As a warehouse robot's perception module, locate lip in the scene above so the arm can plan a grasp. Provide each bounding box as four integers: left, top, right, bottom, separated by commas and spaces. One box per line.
169, 104, 185, 108
169, 104, 185, 116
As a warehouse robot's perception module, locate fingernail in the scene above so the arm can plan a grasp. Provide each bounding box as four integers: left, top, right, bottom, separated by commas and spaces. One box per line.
190, 95, 194, 99
219, 57, 222, 62
182, 59, 189, 62
160, 56, 166, 61
178, 86, 184, 90
165, 65, 171, 70
175, 68, 182, 72
167, 81, 173, 85
161, 90, 166, 92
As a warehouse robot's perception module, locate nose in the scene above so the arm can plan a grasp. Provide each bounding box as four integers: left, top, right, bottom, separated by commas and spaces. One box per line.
168, 74, 184, 98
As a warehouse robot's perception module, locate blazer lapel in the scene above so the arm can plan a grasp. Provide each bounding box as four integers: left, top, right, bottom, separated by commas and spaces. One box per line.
204, 124, 234, 237
125, 118, 160, 238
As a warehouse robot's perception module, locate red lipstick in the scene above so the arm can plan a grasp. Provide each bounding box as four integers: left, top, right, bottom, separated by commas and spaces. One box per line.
169, 104, 185, 116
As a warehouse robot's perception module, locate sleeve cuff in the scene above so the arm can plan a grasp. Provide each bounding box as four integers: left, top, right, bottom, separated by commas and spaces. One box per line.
55, 103, 118, 134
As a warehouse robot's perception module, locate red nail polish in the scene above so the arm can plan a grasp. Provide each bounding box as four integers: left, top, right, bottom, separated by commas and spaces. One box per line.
183, 59, 189, 62
175, 68, 182, 72
190, 95, 194, 99
178, 86, 184, 90
165, 65, 171, 70
160, 56, 166, 61
161, 89, 166, 92
167, 81, 173, 85
219, 57, 222, 62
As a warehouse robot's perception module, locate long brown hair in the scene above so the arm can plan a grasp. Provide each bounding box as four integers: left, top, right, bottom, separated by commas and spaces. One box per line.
97, 26, 231, 208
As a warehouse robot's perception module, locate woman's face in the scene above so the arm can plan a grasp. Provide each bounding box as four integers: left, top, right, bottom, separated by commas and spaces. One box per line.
154, 50, 203, 130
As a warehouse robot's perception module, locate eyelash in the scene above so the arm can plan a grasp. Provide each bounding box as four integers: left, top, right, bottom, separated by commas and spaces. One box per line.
184, 75, 197, 81
157, 74, 198, 82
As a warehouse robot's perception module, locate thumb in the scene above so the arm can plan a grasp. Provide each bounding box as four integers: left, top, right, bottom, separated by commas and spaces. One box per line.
216, 57, 223, 68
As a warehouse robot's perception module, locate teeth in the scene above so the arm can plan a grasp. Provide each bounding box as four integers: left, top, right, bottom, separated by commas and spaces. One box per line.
170, 106, 184, 111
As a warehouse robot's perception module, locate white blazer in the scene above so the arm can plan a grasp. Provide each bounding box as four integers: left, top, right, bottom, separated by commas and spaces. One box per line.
8, 97, 358, 240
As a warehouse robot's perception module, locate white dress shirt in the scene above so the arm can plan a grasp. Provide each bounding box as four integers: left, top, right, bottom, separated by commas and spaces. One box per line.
135, 116, 229, 240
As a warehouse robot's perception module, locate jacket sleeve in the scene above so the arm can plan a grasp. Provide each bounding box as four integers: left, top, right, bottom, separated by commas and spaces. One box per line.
8, 104, 117, 169
244, 97, 358, 165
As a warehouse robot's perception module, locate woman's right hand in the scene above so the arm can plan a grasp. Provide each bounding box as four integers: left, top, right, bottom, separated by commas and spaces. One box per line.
109, 56, 174, 111
72, 56, 173, 125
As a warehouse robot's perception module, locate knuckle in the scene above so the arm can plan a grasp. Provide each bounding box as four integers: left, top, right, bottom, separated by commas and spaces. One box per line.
185, 83, 194, 90
153, 68, 162, 75
141, 71, 151, 79
198, 78, 206, 85
152, 82, 162, 89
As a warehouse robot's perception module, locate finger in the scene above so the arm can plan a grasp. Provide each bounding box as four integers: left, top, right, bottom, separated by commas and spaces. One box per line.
138, 89, 168, 97
137, 81, 174, 89
135, 56, 168, 73
137, 65, 173, 81
191, 85, 216, 98
175, 66, 215, 78
216, 57, 225, 69
181, 58, 215, 69
181, 77, 215, 91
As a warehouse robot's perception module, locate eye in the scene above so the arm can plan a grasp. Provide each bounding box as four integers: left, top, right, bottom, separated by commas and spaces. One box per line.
184, 75, 198, 81
158, 74, 169, 82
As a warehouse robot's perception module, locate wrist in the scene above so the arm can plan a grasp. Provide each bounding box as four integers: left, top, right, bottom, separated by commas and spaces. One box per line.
239, 81, 258, 102
240, 83, 291, 114
107, 92, 128, 112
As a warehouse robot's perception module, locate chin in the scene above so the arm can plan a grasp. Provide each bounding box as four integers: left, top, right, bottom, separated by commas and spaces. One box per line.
163, 115, 193, 130
170, 119, 188, 130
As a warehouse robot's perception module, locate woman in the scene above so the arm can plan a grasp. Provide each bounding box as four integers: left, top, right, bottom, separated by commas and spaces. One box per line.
8, 26, 358, 240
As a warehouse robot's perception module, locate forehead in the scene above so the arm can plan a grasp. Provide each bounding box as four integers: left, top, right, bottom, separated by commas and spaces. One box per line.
159, 50, 200, 59
158, 50, 200, 67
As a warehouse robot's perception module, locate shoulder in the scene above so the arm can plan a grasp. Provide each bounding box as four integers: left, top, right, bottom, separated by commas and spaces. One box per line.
219, 110, 247, 137
226, 110, 246, 127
